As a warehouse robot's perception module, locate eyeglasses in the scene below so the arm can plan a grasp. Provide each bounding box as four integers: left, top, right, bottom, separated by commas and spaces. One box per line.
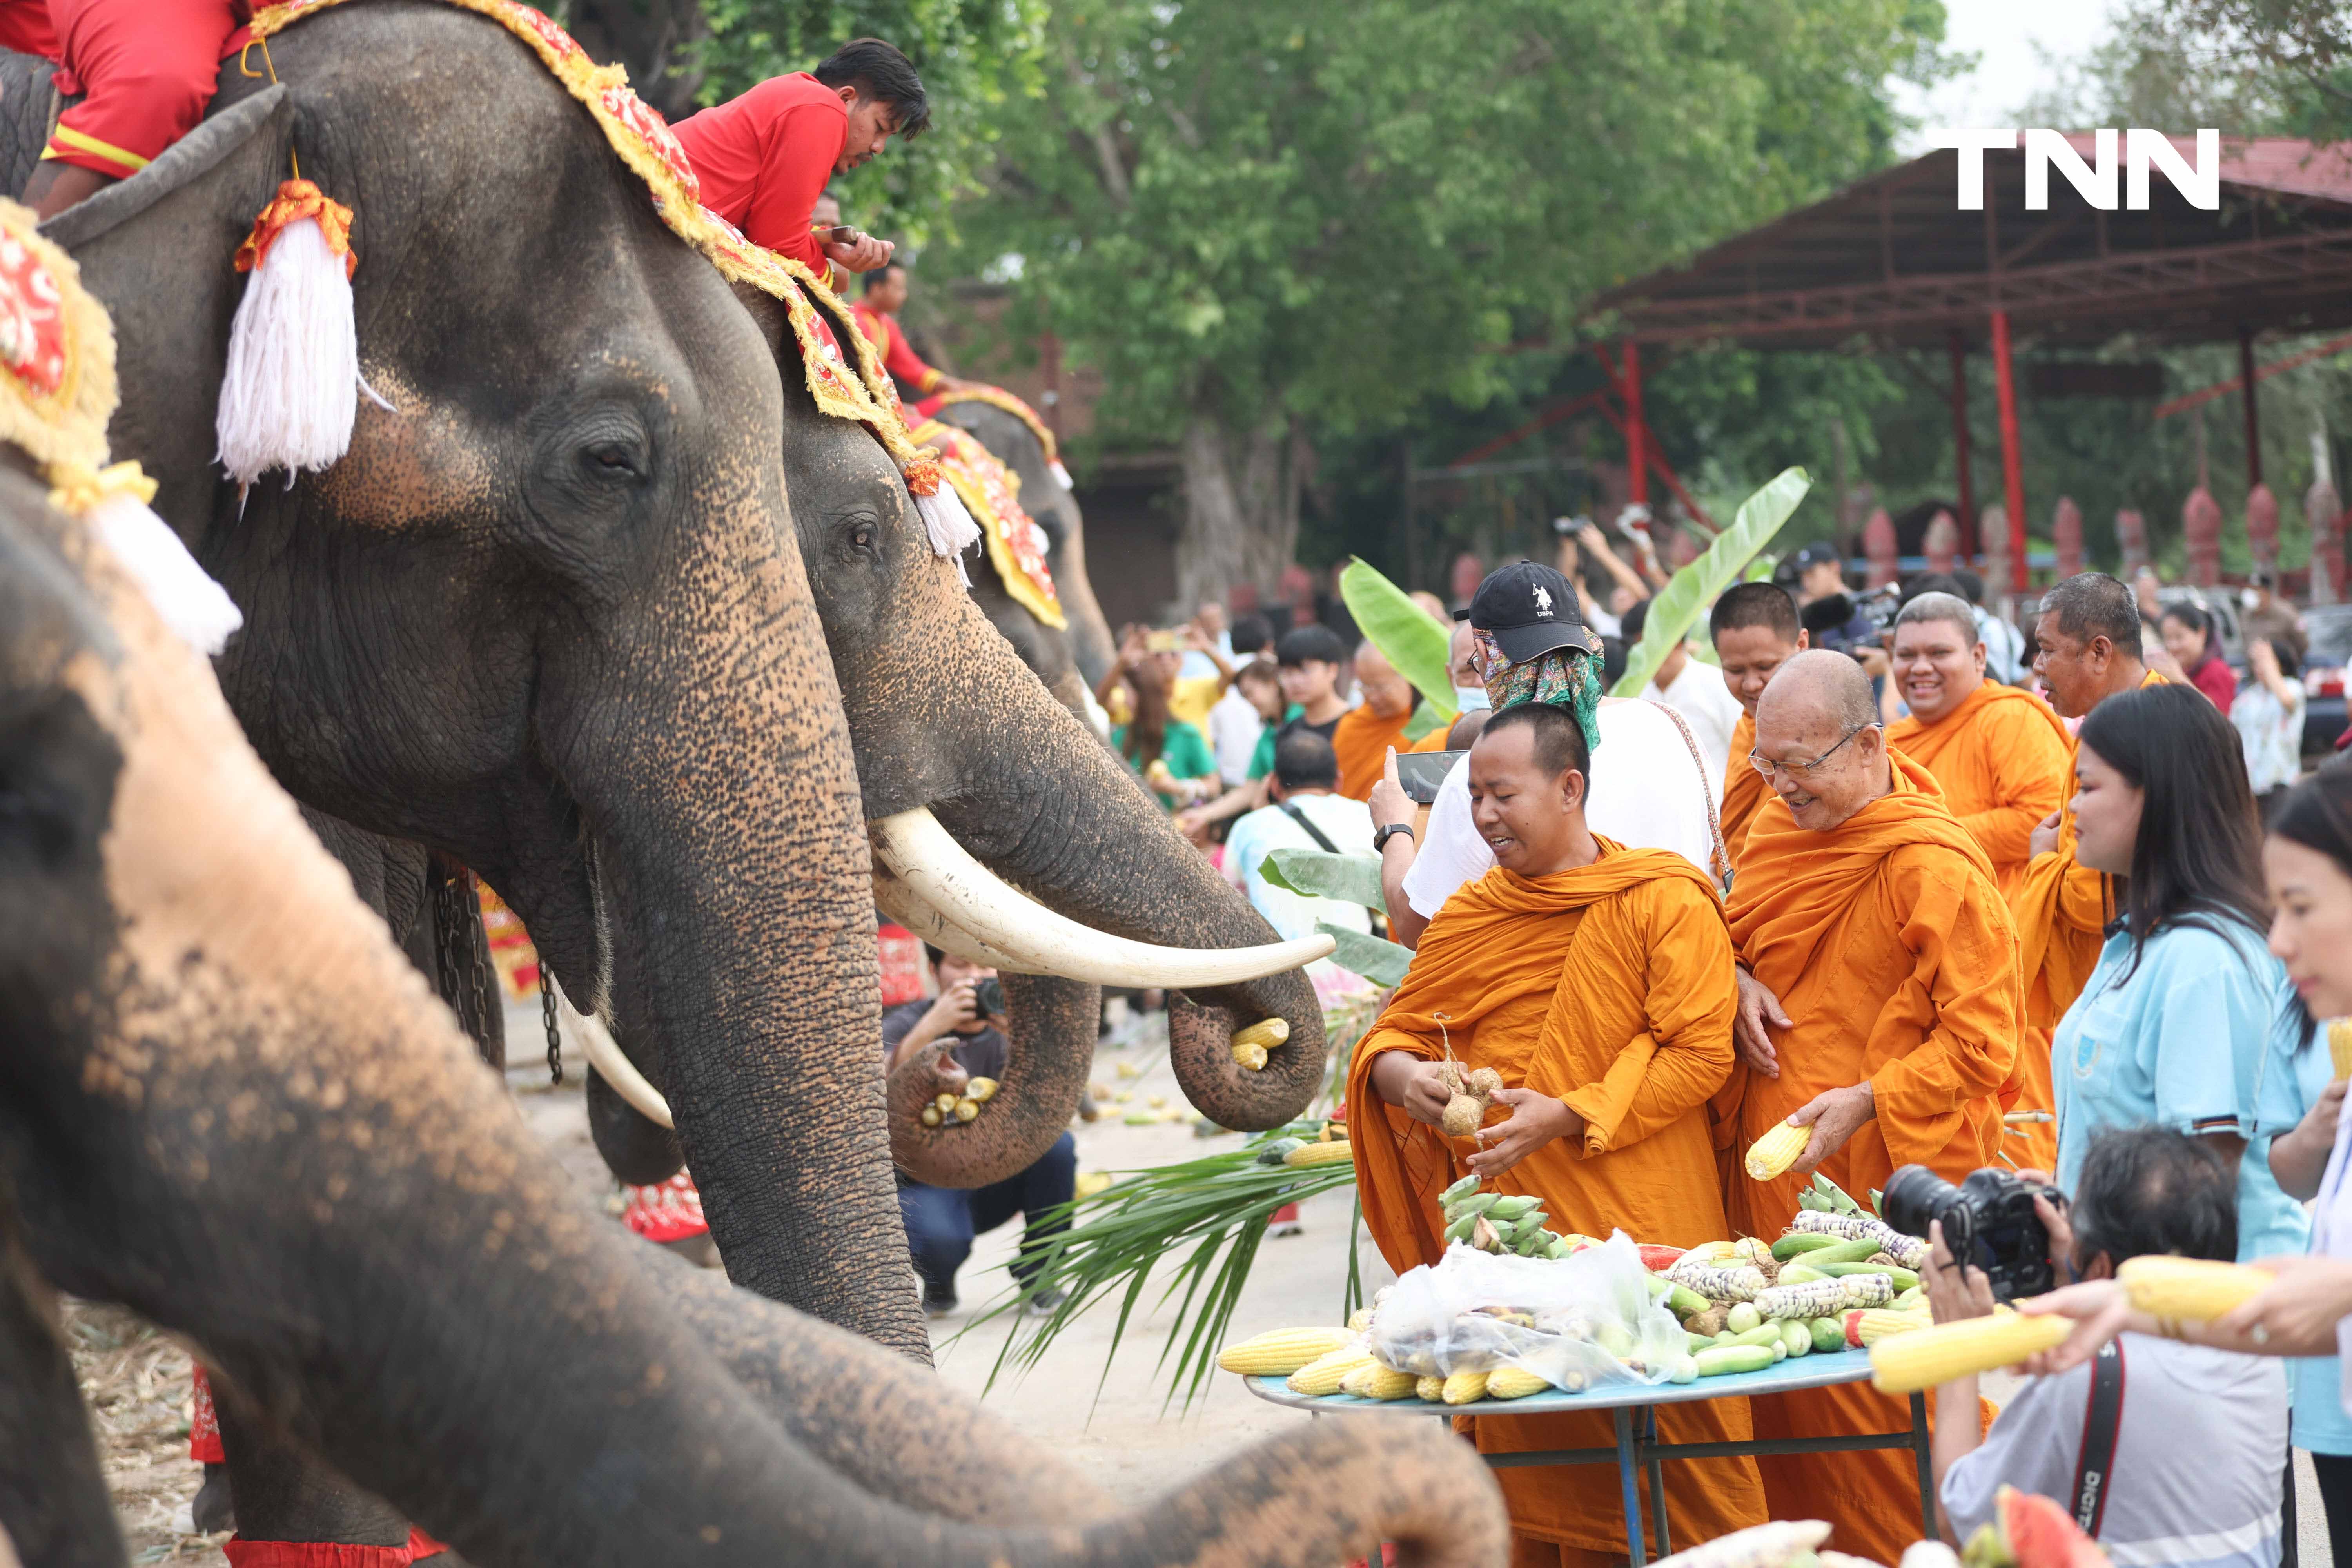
1748, 722, 1876, 781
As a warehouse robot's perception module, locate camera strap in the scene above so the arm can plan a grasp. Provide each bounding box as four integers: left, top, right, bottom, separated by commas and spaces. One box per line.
2070, 1337, 2127, 1538
1280, 803, 1343, 855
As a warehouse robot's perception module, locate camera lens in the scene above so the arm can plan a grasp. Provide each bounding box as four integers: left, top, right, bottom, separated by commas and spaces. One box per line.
1878, 1163, 1960, 1242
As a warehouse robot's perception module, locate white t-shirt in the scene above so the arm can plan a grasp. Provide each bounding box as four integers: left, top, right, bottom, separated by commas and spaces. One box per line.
1221, 793, 1377, 942
1401, 699, 1719, 919
1205, 684, 1267, 786
1940, 1334, 2285, 1568
1645, 656, 1743, 793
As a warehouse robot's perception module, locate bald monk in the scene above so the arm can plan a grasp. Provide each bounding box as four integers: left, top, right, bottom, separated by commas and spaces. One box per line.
2009, 573, 2163, 1174
1331, 640, 1417, 799
1350, 702, 1766, 1565
1408, 621, 1490, 753
1726, 651, 2023, 1562
1706, 583, 1806, 872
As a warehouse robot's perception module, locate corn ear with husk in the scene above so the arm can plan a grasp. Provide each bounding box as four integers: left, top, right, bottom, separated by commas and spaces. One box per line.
1666, 1257, 1769, 1302
1869, 1310, 2068, 1393
1745, 1122, 1810, 1181
2118, 1255, 2270, 1320
1216, 1325, 1356, 1375
1753, 1278, 1849, 1320
1784, 1209, 1929, 1268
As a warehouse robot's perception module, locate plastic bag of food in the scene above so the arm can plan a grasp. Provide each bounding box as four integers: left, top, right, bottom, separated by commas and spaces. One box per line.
1365, 1231, 1687, 1390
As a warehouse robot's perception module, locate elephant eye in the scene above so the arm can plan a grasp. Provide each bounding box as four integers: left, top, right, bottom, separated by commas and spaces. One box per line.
846, 519, 879, 553
583, 441, 642, 478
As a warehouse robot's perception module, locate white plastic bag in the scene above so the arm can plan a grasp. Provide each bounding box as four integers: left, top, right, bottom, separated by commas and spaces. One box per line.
1366, 1232, 1686, 1391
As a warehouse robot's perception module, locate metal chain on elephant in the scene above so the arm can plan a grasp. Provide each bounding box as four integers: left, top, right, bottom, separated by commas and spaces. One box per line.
541, 969, 563, 1087
430, 863, 500, 1071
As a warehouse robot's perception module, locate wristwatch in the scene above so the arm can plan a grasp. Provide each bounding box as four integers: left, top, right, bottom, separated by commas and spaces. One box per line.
1373, 822, 1416, 853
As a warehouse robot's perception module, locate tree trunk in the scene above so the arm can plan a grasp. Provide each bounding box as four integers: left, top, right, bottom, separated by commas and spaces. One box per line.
1176, 411, 1306, 613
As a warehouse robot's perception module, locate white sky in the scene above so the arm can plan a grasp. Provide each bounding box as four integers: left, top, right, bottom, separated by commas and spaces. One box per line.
1889, 0, 2120, 154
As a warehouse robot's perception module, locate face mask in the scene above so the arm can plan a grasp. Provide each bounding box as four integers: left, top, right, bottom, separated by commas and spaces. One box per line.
1454, 684, 1492, 711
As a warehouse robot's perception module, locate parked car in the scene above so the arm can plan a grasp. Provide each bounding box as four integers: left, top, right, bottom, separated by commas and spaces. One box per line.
2301, 604, 2352, 754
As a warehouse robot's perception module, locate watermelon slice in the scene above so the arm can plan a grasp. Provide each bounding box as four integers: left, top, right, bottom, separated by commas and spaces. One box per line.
1640, 1244, 1688, 1272
1961, 1486, 2108, 1568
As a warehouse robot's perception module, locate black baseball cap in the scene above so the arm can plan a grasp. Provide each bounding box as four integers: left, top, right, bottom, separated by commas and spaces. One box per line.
1792, 543, 1842, 573
1458, 561, 1591, 665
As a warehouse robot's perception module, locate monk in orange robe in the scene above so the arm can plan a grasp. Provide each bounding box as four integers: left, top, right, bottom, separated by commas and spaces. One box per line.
1350, 703, 1766, 1566
1724, 652, 2022, 1563
1706, 583, 1807, 873
2008, 573, 2162, 1173
1408, 621, 1486, 754
1332, 641, 1418, 799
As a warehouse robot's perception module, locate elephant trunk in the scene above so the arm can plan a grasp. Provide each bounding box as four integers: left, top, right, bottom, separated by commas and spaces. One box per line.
885, 972, 1097, 1189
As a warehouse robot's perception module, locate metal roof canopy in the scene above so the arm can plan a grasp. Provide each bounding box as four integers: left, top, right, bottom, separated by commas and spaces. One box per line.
1586, 137, 2352, 352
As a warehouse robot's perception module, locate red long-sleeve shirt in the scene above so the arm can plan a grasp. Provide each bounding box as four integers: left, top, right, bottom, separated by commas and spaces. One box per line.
671, 72, 843, 276
850, 301, 942, 394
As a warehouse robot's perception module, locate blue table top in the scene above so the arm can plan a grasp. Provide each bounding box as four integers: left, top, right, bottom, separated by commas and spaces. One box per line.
1245, 1347, 1887, 1417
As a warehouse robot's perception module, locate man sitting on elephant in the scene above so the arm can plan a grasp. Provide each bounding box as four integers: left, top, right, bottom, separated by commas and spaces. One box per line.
885, 947, 1076, 1318
671, 36, 922, 278
855, 260, 972, 397
20, 0, 251, 219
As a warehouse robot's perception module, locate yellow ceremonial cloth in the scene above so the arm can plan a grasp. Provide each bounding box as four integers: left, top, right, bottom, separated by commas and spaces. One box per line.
1721, 748, 2023, 1562
1332, 703, 1416, 800
1348, 840, 1766, 1558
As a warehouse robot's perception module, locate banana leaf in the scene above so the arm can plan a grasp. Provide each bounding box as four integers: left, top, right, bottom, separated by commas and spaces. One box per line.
1318, 921, 1411, 986
1612, 467, 1812, 698
1259, 847, 1385, 910
1339, 558, 1456, 718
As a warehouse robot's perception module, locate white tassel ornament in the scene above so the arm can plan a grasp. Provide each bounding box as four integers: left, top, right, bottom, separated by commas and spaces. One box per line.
54, 463, 242, 656
1050, 458, 1074, 491
214, 180, 388, 489
907, 458, 981, 584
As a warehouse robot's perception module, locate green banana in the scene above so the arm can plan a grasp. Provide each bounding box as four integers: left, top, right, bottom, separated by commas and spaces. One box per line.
1488, 1195, 1540, 1221
1447, 1193, 1502, 1220
1441, 1174, 1483, 1204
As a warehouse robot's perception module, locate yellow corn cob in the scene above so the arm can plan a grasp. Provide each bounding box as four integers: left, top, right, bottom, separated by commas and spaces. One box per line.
965, 1076, 999, 1103
1745, 1121, 1810, 1181
919, 1104, 942, 1127
1855, 1308, 1933, 1347
1441, 1370, 1490, 1405
2331, 1020, 2352, 1080
1232, 1017, 1291, 1052
1347, 1306, 1375, 1333
954, 1097, 980, 1122
1339, 1361, 1381, 1397
1415, 1375, 1445, 1402
1486, 1365, 1551, 1399
1232, 1042, 1269, 1072
1869, 1311, 2068, 1393
1282, 1140, 1357, 1167
1287, 1345, 1374, 1396
2118, 1255, 2270, 1321
1358, 1364, 1421, 1401
1216, 1325, 1356, 1376
934, 1092, 959, 1113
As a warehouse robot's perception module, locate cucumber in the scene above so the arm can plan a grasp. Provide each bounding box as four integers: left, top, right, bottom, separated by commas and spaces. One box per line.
1662, 1284, 1711, 1319
1780, 1319, 1812, 1357
1801, 1238, 1885, 1267
1770, 1232, 1844, 1261
1893, 1287, 1926, 1310
1808, 1317, 1845, 1354
1441, 1174, 1483, 1204
1695, 1345, 1775, 1376
1688, 1331, 1720, 1355
1712, 1330, 1735, 1345
1726, 1302, 1763, 1335
1256, 1138, 1306, 1165
1815, 1261, 1921, 1290
1776, 1263, 1828, 1285
1726, 1323, 1786, 1349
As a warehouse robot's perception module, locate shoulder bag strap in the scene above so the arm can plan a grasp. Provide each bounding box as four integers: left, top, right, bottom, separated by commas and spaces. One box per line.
2071, 1336, 2127, 1538
1279, 801, 1342, 855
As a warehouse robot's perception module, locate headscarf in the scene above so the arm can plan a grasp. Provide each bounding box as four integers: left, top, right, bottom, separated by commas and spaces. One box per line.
1473, 629, 1604, 757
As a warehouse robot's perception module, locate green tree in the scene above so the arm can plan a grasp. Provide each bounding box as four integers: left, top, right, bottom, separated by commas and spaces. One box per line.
930, 0, 1949, 606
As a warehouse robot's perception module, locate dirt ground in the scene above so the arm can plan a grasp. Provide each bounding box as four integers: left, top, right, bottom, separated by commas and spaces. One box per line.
68, 1004, 2334, 1563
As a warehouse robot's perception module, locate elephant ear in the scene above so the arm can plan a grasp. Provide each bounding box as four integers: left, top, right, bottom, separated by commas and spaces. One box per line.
42, 88, 296, 539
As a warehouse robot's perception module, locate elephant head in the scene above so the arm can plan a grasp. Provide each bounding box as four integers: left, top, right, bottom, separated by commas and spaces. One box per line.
935, 397, 1118, 697
0, 437, 1508, 1568
35, 4, 920, 1351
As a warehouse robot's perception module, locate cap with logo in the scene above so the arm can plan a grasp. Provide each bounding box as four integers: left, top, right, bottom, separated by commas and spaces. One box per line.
1458, 561, 1592, 665
1792, 543, 1842, 573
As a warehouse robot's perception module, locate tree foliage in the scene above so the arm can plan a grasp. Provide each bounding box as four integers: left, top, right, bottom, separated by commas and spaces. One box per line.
926, 0, 1949, 603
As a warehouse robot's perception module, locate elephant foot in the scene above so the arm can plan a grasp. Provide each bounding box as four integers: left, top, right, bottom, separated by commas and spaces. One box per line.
192, 1462, 235, 1534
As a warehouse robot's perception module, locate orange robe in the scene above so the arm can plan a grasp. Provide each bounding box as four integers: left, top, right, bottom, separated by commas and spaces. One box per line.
1722, 749, 2023, 1563
1886, 683, 2072, 899
1719, 712, 1771, 875
2005, 668, 2167, 1176
1408, 722, 1456, 753
1332, 702, 1416, 800
1349, 840, 1768, 1562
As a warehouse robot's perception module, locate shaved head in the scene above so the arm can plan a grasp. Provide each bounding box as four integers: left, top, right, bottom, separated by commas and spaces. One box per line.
1893, 591, 1976, 640
1891, 592, 1987, 724
1354, 639, 1414, 717
1770, 649, 1878, 731
1753, 651, 1890, 830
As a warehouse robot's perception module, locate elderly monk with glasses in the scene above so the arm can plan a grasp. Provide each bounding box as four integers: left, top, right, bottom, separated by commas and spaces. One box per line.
1722, 650, 2024, 1564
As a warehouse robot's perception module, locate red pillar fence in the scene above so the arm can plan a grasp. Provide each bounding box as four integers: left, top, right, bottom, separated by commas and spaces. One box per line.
2116, 509, 2148, 579
2052, 497, 2083, 581
2183, 483, 2223, 588
1863, 507, 1899, 587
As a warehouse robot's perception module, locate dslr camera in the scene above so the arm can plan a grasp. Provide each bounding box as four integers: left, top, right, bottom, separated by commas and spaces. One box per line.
1880, 1164, 2066, 1302
971, 976, 1006, 1018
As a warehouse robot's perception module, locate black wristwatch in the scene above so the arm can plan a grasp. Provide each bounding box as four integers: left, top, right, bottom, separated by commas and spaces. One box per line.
1373, 822, 1416, 853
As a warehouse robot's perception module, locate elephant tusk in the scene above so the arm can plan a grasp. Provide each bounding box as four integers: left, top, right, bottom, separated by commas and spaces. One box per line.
871, 861, 1045, 975
554, 981, 674, 1130
869, 808, 1335, 989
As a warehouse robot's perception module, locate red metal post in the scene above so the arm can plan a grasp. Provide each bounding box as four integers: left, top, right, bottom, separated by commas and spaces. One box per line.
2053, 497, 2083, 580
1623, 340, 1648, 511
2239, 325, 2261, 487
1863, 507, 1899, 587
1947, 329, 1976, 557
1990, 311, 2027, 592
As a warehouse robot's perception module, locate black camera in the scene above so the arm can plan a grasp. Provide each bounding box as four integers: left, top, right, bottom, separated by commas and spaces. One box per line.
971, 976, 1006, 1018
1880, 1164, 2066, 1302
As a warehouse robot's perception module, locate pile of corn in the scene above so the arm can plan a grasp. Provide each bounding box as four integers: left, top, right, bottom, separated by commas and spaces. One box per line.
918, 1076, 998, 1128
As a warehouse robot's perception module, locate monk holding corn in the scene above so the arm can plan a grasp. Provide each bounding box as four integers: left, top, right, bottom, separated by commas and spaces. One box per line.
1706, 583, 1806, 875
2007, 572, 2162, 1174
1350, 701, 1766, 1564
1726, 651, 2022, 1562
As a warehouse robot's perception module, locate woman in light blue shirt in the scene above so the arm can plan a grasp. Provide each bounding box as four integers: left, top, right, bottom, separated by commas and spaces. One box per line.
2047, 685, 2344, 1543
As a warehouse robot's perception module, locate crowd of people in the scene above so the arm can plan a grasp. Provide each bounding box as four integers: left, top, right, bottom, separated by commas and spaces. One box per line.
1083, 524, 2352, 1567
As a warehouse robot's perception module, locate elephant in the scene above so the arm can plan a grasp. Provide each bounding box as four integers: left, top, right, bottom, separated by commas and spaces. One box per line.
0, 460, 1513, 1567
